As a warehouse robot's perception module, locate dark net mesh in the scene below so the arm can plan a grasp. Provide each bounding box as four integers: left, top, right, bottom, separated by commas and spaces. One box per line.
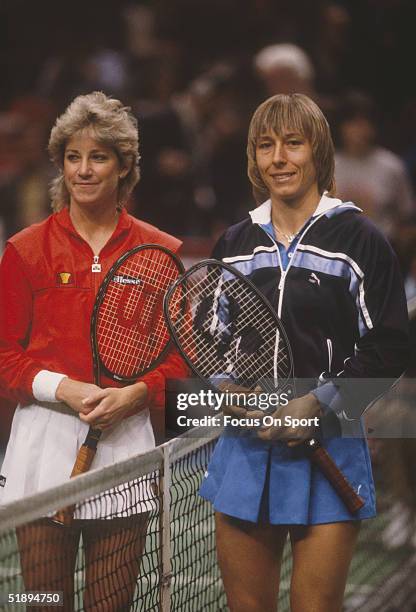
1, 430, 416, 611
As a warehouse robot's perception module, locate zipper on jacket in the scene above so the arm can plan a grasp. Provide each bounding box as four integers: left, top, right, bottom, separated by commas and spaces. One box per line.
91, 255, 102, 295
91, 255, 101, 273
326, 338, 333, 372
260, 211, 329, 318
277, 270, 286, 314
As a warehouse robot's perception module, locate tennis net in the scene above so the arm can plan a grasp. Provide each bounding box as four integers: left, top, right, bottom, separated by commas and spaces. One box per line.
0, 427, 226, 611
1, 424, 416, 611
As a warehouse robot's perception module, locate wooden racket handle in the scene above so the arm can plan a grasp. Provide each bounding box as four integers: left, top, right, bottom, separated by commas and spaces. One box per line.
52, 429, 101, 526
69, 440, 99, 477
305, 438, 365, 514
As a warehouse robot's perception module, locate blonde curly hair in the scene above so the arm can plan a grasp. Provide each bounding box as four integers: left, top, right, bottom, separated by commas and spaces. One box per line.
48, 91, 140, 211
247, 93, 335, 202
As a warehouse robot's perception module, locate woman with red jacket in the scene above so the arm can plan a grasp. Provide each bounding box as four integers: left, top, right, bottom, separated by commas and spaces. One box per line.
0, 91, 187, 611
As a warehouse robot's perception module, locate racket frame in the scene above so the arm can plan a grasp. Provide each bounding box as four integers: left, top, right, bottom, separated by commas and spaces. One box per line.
163, 258, 294, 397
91, 244, 184, 384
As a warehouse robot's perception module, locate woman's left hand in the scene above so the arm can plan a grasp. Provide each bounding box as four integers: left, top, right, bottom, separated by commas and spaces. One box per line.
78, 382, 148, 430
257, 393, 322, 446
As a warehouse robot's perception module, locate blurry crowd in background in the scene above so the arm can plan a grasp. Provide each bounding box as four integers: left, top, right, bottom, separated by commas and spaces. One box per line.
2, 0, 416, 268
1, 0, 416, 544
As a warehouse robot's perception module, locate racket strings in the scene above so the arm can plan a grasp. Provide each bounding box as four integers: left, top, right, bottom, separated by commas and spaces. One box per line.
188, 326, 289, 387
175, 317, 287, 387
167, 265, 292, 393
96, 249, 181, 378
170, 271, 283, 343
172, 269, 281, 336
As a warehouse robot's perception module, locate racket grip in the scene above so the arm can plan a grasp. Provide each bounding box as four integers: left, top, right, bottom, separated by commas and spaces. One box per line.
305, 438, 365, 514
52, 428, 102, 526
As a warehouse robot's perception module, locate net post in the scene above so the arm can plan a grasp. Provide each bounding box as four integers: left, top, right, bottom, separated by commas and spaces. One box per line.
160, 442, 172, 612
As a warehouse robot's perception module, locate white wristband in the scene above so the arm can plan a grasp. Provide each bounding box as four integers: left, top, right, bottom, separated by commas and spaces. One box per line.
32, 370, 68, 403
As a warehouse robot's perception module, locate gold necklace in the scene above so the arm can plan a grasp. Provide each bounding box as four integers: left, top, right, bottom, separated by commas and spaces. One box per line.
272, 222, 298, 244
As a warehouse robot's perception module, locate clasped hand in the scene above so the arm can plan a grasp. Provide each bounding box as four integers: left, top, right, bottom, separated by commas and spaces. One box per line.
56, 378, 148, 430
223, 392, 322, 447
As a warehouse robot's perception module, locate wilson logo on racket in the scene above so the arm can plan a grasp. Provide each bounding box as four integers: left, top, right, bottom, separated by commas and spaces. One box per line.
112, 275, 143, 285
114, 280, 163, 335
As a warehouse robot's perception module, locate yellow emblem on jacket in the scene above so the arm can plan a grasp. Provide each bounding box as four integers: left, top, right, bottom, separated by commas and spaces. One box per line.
58, 272, 72, 285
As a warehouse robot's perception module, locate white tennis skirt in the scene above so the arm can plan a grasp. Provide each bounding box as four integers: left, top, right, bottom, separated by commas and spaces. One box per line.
0, 402, 157, 519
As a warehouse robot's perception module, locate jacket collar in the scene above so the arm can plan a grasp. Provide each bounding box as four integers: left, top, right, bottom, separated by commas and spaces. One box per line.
55, 206, 132, 239
248, 193, 361, 225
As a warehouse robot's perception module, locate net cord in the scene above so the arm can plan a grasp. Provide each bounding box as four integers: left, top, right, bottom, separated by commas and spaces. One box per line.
0, 426, 221, 533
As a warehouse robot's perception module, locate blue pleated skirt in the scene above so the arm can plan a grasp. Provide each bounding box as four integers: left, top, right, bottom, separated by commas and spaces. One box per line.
199, 429, 376, 524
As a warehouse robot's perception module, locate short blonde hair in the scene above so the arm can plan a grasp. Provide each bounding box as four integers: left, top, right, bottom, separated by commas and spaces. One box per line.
247, 93, 335, 202
48, 91, 140, 211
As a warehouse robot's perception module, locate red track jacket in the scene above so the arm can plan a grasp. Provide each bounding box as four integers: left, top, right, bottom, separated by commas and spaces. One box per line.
0, 207, 188, 411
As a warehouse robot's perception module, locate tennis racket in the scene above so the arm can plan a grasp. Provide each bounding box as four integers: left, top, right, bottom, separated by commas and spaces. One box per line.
164, 259, 364, 514
53, 244, 184, 525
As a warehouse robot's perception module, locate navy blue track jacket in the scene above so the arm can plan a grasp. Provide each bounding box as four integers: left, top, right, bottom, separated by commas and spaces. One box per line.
212, 195, 410, 419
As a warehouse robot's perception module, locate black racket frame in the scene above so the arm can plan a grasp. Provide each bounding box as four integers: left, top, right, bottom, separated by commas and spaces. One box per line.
91, 243, 184, 384
163, 258, 295, 399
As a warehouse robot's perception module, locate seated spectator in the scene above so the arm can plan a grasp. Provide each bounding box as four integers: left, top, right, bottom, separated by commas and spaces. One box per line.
334, 92, 414, 239
0, 97, 53, 239
133, 62, 253, 237
254, 43, 315, 97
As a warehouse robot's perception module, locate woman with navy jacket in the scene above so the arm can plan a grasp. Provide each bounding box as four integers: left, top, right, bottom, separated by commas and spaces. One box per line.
200, 93, 409, 612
